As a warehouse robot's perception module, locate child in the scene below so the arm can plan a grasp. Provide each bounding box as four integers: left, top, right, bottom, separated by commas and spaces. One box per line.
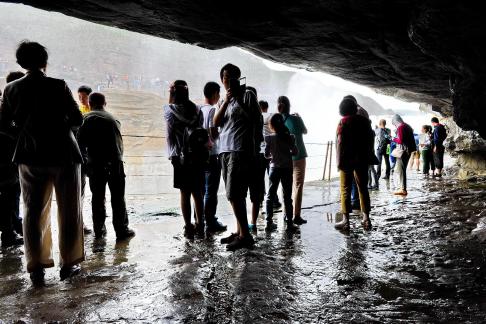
264, 113, 299, 232
419, 125, 435, 176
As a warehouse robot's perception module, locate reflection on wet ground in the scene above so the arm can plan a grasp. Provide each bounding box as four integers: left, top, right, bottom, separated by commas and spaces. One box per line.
2, 172, 486, 322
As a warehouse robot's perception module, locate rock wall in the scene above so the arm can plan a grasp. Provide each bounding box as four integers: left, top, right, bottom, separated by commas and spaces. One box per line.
444, 118, 486, 179
4, 0, 485, 139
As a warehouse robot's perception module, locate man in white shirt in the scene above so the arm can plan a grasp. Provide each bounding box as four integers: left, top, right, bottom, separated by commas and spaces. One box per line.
199, 82, 227, 233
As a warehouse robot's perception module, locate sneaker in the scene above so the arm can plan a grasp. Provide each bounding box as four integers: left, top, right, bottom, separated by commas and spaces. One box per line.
226, 235, 255, 251
248, 224, 257, 233
393, 189, 408, 196
183, 224, 195, 239
116, 228, 136, 241
206, 220, 227, 233
334, 220, 350, 231
1, 232, 24, 247
220, 233, 238, 244
30, 268, 45, 287
265, 222, 277, 232
293, 217, 307, 225
60, 264, 81, 281
286, 223, 300, 232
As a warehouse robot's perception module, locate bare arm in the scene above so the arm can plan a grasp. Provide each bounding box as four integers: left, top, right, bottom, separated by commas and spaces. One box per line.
213, 90, 231, 127
300, 117, 308, 135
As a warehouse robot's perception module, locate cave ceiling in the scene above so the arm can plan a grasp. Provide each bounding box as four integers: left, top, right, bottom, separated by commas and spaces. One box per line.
5, 0, 486, 137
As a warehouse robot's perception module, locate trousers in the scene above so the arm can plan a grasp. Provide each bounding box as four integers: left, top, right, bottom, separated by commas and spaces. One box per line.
203, 155, 221, 223
340, 166, 370, 214
395, 152, 410, 191
19, 164, 84, 272
88, 161, 129, 236
266, 167, 293, 222
292, 158, 306, 218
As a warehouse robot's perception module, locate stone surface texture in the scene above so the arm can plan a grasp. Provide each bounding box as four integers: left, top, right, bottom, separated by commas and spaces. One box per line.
4, 1, 486, 138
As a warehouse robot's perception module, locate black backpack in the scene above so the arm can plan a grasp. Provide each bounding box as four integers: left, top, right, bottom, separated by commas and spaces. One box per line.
168, 104, 210, 166
181, 126, 210, 166
377, 128, 391, 153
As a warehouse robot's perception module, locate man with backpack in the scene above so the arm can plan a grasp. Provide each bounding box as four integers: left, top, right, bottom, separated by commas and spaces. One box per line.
214, 63, 261, 251
164, 80, 206, 239
431, 117, 447, 177
375, 119, 392, 180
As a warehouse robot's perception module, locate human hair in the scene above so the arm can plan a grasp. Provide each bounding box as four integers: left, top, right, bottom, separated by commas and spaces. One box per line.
379, 119, 386, 127
339, 98, 358, 116
277, 96, 291, 114
425, 125, 433, 134
246, 86, 257, 97
169, 80, 189, 104
431, 117, 439, 124
78, 85, 93, 95
88, 92, 106, 109
16, 40, 48, 70
343, 95, 358, 104
259, 100, 269, 112
270, 113, 292, 143
203, 81, 220, 99
6, 71, 25, 83
220, 63, 241, 80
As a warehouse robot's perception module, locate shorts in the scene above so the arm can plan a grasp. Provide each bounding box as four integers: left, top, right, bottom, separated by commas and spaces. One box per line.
220, 151, 250, 200
248, 153, 266, 203
171, 157, 204, 191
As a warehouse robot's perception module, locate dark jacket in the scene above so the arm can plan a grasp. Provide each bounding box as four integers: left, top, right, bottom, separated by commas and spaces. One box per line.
77, 109, 124, 165
0, 71, 83, 166
432, 123, 447, 148
336, 114, 375, 170
0, 132, 18, 187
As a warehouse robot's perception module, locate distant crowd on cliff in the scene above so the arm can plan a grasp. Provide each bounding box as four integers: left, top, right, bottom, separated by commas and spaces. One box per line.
0, 41, 447, 286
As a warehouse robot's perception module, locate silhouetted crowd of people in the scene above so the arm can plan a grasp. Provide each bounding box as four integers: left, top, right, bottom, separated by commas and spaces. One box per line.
163, 64, 310, 251
0, 41, 447, 286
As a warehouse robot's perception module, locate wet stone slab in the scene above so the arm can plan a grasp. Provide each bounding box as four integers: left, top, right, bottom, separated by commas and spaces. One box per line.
1, 172, 486, 323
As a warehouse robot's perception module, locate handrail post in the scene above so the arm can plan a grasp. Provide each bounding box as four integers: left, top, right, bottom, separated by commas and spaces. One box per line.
322, 141, 330, 181
328, 141, 333, 181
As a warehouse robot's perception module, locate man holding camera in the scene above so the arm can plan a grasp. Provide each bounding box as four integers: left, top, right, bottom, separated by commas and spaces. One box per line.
213, 63, 261, 251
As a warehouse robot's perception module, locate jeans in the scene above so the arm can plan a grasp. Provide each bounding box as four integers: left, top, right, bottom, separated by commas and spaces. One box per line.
203, 155, 221, 224
340, 166, 370, 214
88, 161, 129, 236
395, 153, 410, 191
351, 180, 359, 208
375, 149, 390, 178
266, 167, 293, 223
368, 165, 378, 188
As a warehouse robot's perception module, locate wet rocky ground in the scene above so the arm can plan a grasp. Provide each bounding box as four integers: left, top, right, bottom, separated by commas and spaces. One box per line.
1, 170, 486, 323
